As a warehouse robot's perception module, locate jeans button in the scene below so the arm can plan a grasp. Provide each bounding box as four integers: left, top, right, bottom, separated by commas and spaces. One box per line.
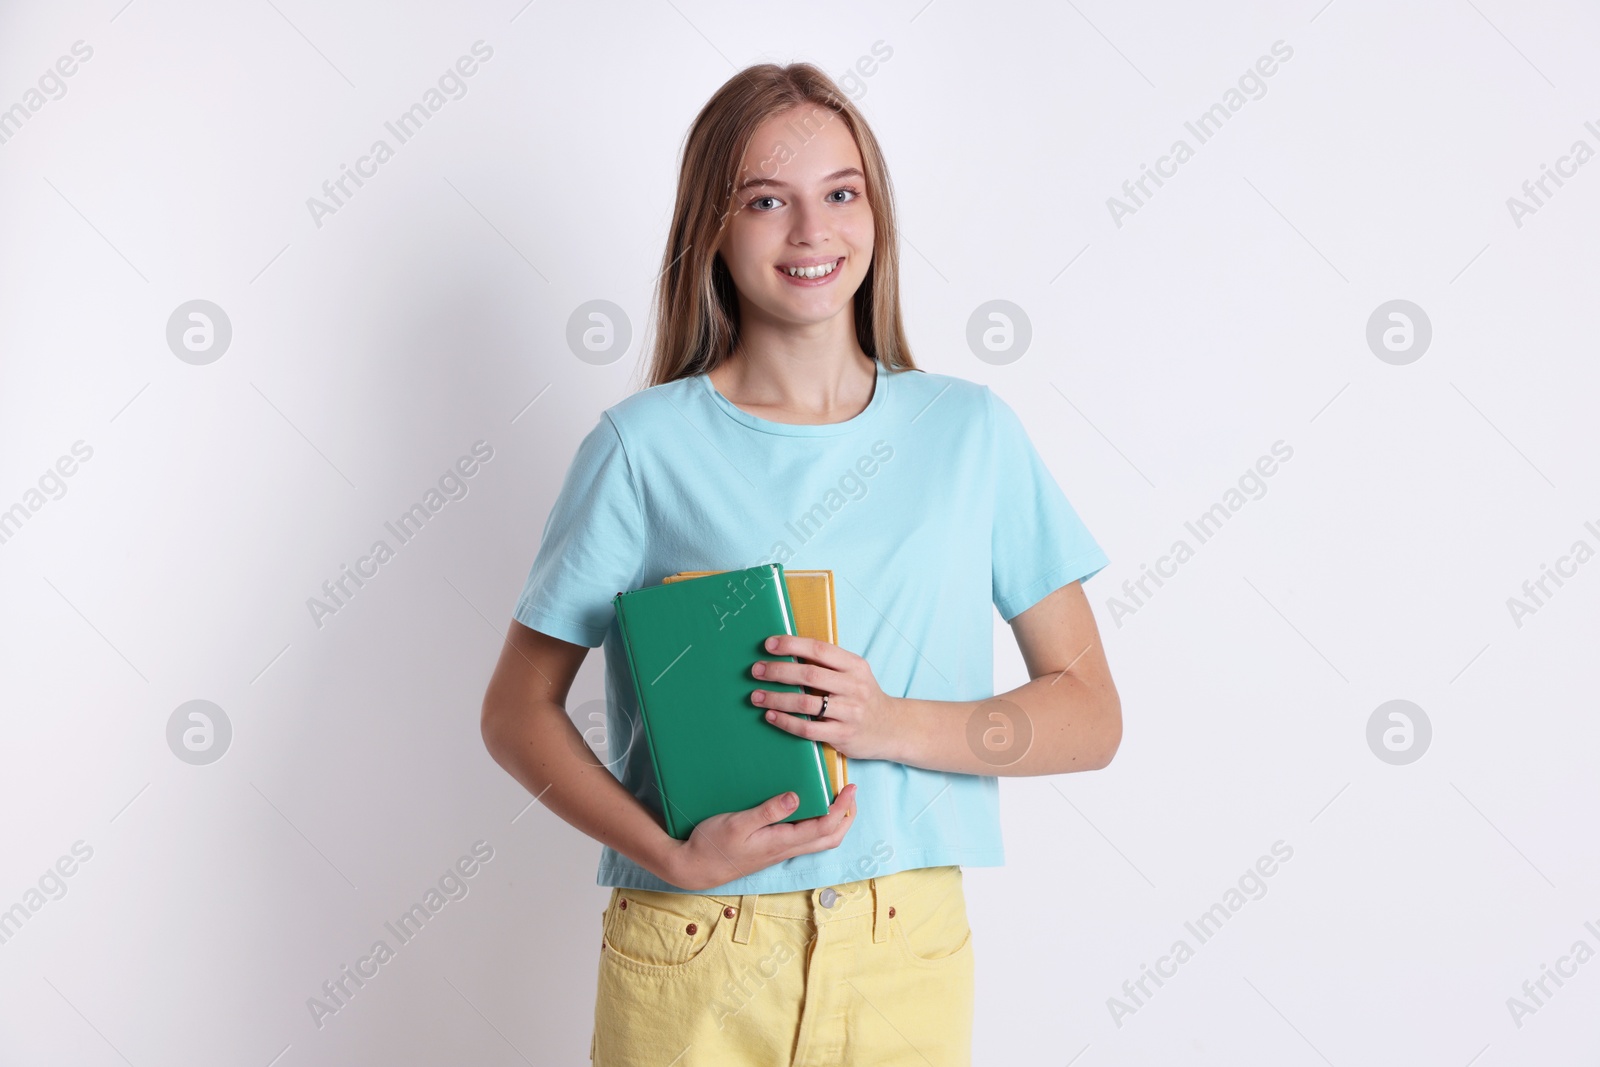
819, 887, 838, 908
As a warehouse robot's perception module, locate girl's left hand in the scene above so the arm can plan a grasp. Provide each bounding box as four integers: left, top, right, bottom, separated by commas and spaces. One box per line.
750, 635, 904, 763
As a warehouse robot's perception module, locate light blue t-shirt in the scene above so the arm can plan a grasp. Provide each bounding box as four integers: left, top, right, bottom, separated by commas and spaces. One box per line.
513, 358, 1109, 894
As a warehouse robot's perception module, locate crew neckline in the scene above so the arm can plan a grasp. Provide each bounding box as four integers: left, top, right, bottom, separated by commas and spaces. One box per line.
699, 359, 887, 437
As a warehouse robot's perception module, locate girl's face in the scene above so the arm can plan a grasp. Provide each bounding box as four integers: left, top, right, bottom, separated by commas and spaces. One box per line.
718, 106, 875, 332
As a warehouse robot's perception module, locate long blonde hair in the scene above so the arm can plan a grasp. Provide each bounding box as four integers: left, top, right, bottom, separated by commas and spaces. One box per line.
640, 63, 919, 389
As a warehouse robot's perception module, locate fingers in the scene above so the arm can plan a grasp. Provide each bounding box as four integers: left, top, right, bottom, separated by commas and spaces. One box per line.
760, 706, 844, 744
758, 703, 812, 739
751, 687, 825, 715
683, 783, 860, 889
749, 789, 802, 827
762, 783, 858, 860
760, 634, 858, 672
752, 657, 840, 691
823, 782, 856, 822
808, 783, 858, 844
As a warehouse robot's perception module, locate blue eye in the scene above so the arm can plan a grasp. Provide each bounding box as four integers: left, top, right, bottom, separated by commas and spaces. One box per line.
749, 187, 862, 212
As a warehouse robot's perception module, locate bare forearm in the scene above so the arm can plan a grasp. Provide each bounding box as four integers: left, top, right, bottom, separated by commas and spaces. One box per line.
483, 701, 683, 883
888, 671, 1120, 776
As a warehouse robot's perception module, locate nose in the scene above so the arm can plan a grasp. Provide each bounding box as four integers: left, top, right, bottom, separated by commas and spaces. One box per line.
787, 197, 831, 248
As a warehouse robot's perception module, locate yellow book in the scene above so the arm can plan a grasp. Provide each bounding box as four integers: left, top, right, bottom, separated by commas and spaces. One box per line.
662, 569, 848, 795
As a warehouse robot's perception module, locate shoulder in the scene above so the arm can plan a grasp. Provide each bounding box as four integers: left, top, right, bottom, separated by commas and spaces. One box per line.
892, 369, 1044, 457
884, 365, 992, 417
592, 375, 701, 440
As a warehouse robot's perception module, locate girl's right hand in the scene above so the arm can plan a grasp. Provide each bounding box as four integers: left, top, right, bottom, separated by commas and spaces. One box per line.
664, 783, 858, 892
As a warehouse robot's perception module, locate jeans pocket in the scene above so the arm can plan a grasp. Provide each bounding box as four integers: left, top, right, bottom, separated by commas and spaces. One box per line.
602, 891, 722, 974
892, 868, 973, 967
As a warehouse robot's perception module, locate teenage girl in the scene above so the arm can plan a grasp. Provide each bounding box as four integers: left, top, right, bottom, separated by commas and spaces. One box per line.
481, 61, 1121, 1067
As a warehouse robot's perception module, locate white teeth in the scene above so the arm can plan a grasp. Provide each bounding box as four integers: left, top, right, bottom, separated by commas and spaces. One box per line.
785, 260, 837, 279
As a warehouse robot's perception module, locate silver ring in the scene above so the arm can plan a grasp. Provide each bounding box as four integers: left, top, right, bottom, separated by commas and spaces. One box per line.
817, 694, 829, 719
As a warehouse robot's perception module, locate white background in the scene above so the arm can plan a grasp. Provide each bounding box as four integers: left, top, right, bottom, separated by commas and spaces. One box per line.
1, 0, 1597, 1063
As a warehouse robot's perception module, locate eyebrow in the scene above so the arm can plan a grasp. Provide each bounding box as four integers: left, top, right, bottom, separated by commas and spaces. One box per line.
734, 167, 864, 193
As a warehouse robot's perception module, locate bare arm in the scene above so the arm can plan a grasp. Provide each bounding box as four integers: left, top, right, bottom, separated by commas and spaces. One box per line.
890, 580, 1120, 775
752, 579, 1120, 777
480, 619, 858, 892
480, 620, 685, 882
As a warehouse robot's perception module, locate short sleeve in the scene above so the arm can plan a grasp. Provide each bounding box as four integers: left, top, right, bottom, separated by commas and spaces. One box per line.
988, 387, 1110, 621
513, 412, 646, 647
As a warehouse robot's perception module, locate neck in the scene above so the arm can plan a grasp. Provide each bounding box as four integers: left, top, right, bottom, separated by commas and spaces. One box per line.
713, 310, 875, 421
713, 346, 875, 423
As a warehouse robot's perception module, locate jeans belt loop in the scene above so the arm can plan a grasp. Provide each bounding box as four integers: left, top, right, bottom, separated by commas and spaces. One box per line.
733, 893, 758, 944
871, 876, 890, 944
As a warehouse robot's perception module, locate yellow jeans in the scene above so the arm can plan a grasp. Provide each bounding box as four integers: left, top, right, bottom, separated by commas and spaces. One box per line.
591, 864, 974, 1066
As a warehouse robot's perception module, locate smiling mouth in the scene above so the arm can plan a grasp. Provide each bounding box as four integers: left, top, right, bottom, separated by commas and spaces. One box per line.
778, 257, 842, 280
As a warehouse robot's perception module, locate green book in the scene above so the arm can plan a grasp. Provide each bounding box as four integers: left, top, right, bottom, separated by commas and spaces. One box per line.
611, 562, 836, 841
